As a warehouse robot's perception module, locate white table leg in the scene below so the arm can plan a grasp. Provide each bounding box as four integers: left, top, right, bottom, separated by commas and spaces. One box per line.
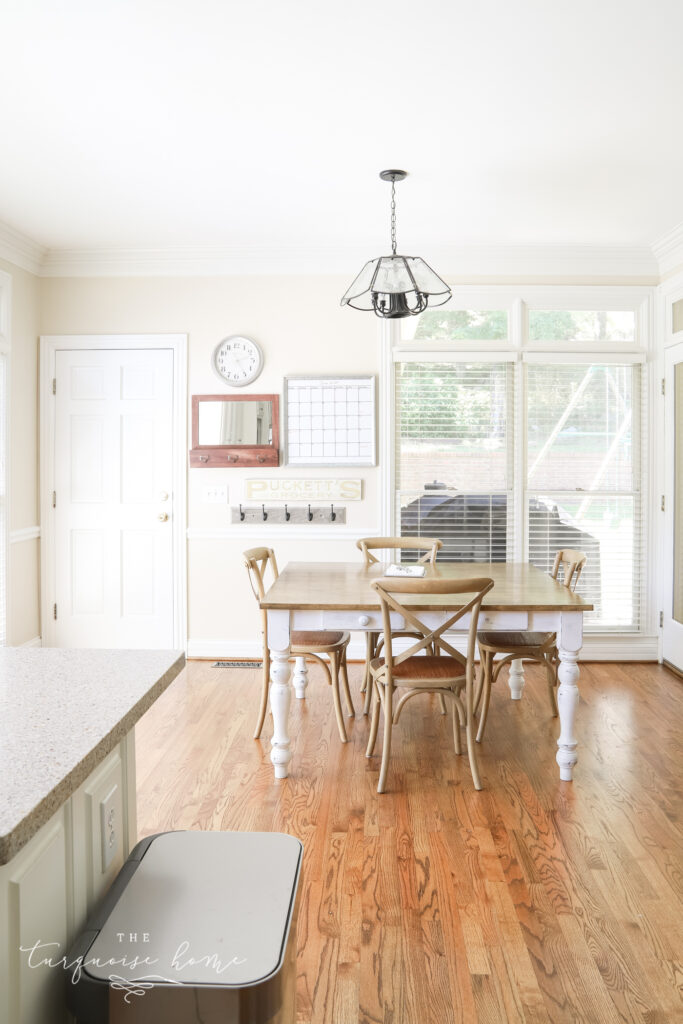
269, 650, 292, 779
267, 610, 293, 780
293, 656, 308, 699
508, 659, 525, 699
556, 612, 582, 781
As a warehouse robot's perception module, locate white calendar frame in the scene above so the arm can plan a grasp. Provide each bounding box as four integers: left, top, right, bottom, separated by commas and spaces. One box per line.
284, 375, 377, 466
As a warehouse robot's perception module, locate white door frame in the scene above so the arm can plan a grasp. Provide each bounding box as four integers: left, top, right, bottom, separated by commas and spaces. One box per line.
663, 337, 683, 672
39, 334, 187, 649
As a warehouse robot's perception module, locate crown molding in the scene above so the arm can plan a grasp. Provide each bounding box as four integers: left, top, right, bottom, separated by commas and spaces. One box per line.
651, 220, 683, 276
0, 214, 664, 280
0, 221, 47, 275
38, 242, 660, 280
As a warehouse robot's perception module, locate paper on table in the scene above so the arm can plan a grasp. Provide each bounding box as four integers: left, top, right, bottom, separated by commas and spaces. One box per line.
383, 564, 426, 578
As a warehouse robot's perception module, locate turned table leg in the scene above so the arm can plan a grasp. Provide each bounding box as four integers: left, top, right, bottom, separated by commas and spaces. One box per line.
293, 656, 308, 699
556, 612, 583, 782
508, 658, 525, 700
267, 610, 293, 780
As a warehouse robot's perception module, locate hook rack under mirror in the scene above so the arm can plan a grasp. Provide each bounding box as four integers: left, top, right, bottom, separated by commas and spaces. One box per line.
190, 394, 280, 467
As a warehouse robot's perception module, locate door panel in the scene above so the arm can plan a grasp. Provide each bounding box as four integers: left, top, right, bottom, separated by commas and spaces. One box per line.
54, 348, 175, 648
663, 339, 683, 672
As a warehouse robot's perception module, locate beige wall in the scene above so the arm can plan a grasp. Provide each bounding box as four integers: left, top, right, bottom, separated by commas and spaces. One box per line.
0, 258, 40, 645
38, 274, 381, 653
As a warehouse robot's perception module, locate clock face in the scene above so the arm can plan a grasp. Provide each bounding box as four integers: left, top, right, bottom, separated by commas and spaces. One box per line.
212, 336, 264, 387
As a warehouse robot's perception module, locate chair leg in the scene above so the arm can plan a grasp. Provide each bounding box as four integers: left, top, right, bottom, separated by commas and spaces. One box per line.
340, 649, 355, 717
466, 710, 483, 791
253, 648, 270, 739
363, 642, 378, 716
378, 685, 393, 793
360, 632, 376, 694
329, 651, 348, 743
474, 656, 485, 715
545, 653, 559, 717
450, 694, 462, 755
438, 693, 447, 715
476, 650, 493, 744
366, 680, 381, 757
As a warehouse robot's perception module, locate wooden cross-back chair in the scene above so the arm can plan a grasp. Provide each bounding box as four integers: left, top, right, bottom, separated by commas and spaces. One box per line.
356, 536, 443, 715
366, 575, 494, 793
243, 547, 354, 742
475, 548, 587, 743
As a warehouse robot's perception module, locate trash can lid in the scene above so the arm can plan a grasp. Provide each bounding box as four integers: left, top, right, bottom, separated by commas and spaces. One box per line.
83, 831, 302, 988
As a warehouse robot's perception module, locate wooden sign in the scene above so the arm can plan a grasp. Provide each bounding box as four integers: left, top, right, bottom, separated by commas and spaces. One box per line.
244, 479, 363, 501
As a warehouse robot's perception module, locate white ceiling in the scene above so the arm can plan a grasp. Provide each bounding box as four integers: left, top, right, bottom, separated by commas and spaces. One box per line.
2, 0, 683, 262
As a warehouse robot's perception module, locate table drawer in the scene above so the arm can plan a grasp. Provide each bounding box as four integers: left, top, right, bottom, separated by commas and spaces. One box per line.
478, 612, 528, 630
322, 612, 403, 631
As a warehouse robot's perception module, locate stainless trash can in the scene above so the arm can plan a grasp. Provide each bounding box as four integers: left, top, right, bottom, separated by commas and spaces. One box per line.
66, 831, 302, 1024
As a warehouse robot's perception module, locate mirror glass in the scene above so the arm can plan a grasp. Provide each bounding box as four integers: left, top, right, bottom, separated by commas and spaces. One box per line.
197, 399, 273, 446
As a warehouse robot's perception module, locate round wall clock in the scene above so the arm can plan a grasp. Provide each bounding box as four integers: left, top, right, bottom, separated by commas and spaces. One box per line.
212, 335, 264, 387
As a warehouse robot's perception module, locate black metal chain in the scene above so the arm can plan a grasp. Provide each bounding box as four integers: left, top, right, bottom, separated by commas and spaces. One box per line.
390, 179, 397, 255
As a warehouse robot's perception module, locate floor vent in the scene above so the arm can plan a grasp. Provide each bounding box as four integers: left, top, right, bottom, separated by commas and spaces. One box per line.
213, 660, 261, 668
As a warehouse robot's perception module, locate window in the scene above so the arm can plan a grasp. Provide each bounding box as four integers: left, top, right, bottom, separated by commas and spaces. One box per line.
525, 361, 641, 630
392, 293, 648, 633
0, 274, 8, 646
0, 351, 6, 646
395, 360, 514, 562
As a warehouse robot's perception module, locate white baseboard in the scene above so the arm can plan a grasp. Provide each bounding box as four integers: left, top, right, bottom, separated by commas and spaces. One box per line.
186, 634, 658, 662
20, 636, 42, 647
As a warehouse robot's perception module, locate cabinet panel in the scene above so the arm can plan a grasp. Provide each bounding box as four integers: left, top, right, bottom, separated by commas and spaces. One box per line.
6, 814, 69, 1024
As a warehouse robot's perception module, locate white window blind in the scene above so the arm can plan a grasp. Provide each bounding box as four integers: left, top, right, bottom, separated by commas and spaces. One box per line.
525, 362, 643, 630
394, 361, 514, 561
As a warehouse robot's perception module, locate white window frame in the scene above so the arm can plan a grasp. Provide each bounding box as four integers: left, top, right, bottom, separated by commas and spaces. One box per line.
0, 270, 11, 647
385, 285, 658, 653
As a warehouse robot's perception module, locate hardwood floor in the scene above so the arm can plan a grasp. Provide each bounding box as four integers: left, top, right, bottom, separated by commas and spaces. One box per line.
135, 660, 683, 1024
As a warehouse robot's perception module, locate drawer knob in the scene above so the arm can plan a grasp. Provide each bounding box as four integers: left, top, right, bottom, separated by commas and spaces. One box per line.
358, 615, 370, 626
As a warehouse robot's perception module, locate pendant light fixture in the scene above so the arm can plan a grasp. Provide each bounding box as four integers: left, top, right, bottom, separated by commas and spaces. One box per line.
340, 169, 452, 319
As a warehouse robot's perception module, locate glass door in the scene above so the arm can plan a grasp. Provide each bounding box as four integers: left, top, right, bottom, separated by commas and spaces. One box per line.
663, 333, 683, 672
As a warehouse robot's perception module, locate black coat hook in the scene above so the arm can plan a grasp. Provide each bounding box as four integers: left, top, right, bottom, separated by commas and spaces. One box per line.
307, 504, 313, 522
262, 504, 268, 521
330, 504, 336, 521
239, 504, 245, 521
284, 504, 291, 522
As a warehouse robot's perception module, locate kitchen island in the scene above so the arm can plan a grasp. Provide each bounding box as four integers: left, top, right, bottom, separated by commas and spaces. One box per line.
0, 647, 185, 1024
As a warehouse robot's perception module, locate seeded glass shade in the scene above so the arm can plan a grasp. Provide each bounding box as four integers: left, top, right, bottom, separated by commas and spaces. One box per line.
340, 255, 452, 319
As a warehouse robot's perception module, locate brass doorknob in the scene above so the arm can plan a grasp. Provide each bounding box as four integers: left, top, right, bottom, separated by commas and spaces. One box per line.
158, 512, 169, 522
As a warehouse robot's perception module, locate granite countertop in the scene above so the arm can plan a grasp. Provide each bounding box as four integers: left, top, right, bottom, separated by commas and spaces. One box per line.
0, 648, 185, 865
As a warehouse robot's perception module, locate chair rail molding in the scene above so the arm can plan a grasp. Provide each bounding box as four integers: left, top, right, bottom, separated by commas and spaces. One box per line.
10, 526, 40, 544
187, 524, 382, 542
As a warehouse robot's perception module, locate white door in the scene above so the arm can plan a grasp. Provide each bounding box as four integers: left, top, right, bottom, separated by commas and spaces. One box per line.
663, 339, 683, 672
51, 348, 175, 648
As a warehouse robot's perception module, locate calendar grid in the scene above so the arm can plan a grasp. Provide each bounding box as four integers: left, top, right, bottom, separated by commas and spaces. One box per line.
284, 375, 376, 466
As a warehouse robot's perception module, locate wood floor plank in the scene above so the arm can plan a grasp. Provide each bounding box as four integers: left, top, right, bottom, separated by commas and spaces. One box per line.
135, 659, 683, 1023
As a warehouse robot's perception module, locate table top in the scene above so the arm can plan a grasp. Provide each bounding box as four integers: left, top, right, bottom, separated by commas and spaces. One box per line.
0, 648, 185, 865
261, 561, 594, 613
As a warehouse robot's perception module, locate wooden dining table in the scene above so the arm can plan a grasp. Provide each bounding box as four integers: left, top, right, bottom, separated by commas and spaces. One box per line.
260, 561, 593, 784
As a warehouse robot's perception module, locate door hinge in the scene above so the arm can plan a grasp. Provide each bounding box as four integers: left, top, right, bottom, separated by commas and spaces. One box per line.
52, 378, 56, 395
53, 603, 57, 620
659, 610, 664, 627
661, 377, 665, 396
661, 495, 666, 511
52, 491, 56, 509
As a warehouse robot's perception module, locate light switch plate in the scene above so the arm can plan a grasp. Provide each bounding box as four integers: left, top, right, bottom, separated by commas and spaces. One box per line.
202, 484, 229, 503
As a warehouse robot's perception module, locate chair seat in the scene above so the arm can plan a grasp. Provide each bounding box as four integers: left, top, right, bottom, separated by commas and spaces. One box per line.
477, 630, 556, 651
370, 655, 465, 682
291, 629, 348, 651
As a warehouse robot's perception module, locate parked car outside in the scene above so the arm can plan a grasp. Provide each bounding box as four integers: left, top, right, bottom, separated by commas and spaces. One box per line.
399, 483, 601, 613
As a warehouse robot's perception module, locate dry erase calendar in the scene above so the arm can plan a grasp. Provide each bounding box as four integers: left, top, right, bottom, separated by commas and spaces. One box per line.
284, 375, 376, 466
